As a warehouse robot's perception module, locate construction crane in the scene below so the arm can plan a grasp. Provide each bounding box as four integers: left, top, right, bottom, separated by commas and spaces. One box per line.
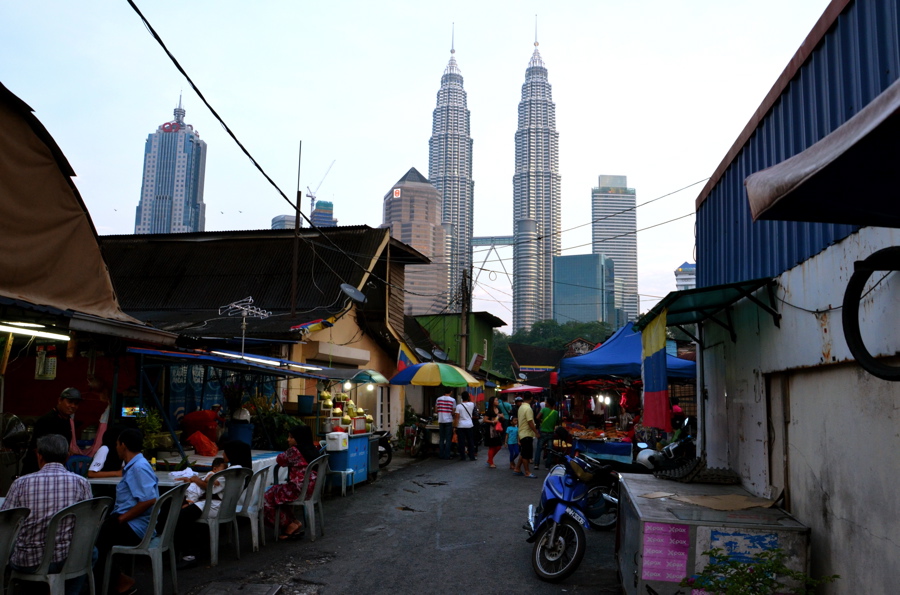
306, 159, 336, 219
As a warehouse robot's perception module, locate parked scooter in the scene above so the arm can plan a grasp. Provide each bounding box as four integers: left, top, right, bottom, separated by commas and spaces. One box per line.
408, 416, 433, 458
635, 417, 697, 473
372, 429, 393, 468
525, 438, 619, 582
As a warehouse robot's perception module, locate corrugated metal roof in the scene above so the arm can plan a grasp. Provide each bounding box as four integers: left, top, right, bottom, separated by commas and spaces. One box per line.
101, 226, 423, 337
696, 0, 900, 287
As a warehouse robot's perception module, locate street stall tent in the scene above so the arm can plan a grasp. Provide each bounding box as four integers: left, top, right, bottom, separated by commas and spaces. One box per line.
558, 322, 696, 382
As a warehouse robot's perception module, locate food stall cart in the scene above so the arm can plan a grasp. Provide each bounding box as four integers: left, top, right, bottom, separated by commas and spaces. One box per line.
616, 473, 809, 594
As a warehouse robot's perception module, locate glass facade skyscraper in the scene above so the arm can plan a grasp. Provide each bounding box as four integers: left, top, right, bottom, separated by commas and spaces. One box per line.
428, 46, 473, 311
513, 42, 561, 332
553, 254, 616, 325
310, 200, 337, 227
134, 99, 207, 234
591, 175, 638, 323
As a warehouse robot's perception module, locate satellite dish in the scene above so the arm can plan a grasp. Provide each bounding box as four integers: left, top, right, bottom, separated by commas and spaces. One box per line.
340, 283, 367, 304
432, 349, 448, 361
518, 373, 527, 380
415, 347, 433, 361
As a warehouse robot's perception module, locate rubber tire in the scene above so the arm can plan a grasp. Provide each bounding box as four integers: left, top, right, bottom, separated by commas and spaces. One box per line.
379, 445, 393, 468
585, 485, 618, 530
531, 517, 587, 583
409, 436, 422, 457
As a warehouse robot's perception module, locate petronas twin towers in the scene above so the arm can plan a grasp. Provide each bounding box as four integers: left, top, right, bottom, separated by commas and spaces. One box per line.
428, 40, 559, 332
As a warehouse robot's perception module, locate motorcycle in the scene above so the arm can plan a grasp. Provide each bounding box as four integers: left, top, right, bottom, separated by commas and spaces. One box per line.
635, 417, 698, 474
525, 439, 619, 582
372, 429, 393, 468
408, 416, 433, 458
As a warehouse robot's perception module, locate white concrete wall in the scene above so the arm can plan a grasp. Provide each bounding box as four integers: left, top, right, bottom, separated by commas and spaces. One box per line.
700, 227, 900, 593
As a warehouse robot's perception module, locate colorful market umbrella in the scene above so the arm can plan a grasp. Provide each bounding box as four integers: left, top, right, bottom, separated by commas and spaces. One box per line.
389, 362, 481, 387
499, 384, 544, 393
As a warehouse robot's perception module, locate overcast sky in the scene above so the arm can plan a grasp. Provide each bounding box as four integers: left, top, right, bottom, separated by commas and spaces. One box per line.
1, 1, 830, 332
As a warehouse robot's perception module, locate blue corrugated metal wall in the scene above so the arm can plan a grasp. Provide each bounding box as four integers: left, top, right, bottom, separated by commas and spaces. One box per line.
697, 0, 900, 288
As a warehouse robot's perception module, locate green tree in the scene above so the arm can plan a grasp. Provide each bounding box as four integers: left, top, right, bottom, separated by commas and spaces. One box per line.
491, 319, 614, 378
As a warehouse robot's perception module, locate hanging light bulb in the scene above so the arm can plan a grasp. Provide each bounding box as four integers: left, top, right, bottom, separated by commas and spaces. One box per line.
343, 380, 352, 391
604, 396, 611, 406
366, 383, 374, 391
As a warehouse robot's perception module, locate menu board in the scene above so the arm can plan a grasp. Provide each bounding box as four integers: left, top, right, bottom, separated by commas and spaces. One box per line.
642, 522, 690, 582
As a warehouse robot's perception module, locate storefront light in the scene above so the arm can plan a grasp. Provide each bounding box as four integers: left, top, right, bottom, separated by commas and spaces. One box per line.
343, 380, 353, 391
366, 383, 374, 391
0, 323, 70, 341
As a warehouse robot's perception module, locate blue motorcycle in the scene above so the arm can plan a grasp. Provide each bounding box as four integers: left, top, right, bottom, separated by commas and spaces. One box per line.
525, 439, 619, 582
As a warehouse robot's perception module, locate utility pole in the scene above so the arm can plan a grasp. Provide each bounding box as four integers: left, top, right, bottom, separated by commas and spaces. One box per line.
291, 141, 302, 316
460, 268, 471, 370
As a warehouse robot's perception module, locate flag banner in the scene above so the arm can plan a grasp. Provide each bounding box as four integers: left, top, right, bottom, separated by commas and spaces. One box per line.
290, 318, 335, 334
397, 343, 416, 371
641, 309, 672, 432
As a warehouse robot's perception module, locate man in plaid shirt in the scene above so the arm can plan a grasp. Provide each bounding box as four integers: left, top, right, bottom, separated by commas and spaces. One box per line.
1, 433, 93, 595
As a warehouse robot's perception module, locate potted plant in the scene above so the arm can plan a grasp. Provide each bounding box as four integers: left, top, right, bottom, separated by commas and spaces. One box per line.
135, 408, 174, 454
681, 547, 839, 594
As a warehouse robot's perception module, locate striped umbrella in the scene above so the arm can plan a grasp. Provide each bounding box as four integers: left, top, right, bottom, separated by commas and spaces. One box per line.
389, 362, 481, 387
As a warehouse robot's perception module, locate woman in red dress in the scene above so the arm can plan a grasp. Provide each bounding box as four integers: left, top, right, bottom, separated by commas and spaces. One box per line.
264, 425, 319, 539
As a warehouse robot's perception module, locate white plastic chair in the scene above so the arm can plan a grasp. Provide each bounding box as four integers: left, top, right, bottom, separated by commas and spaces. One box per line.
101, 483, 189, 595
195, 466, 252, 566
10, 496, 112, 595
273, 454, 328, 542
0, 507, 30, 595
236, 464, 272, 551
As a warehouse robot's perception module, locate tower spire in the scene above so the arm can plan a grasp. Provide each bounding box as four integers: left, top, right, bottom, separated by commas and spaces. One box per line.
534, 14, 538, 47
451, 22, 455, 54
174, 92, 185, 124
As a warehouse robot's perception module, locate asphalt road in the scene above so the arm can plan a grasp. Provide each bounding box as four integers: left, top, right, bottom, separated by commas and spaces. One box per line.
162, 452, 622, 594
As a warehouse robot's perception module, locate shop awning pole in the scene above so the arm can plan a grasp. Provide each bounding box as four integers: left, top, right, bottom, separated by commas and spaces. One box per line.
139, 356, 187, 462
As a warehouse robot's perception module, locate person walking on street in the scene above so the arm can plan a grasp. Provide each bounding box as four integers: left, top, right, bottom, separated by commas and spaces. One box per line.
513, 393, 538, 478
482, 397, 504, 468
454, 392, 478, 461
435, 387, 457, 460
506, 416, 520, 469
534, 398, 559, 470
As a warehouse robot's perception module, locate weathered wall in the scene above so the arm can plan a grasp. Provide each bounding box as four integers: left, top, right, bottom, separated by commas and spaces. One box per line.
701, 226, 900, 592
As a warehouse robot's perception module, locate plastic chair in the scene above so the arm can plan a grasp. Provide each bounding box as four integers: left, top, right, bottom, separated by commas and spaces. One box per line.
0, 507, 30, 595
66, 455, 92, 477
273, 454, 328, 542
195, 466, 252, 566
10, 496, 112, 595
101, 483, 189, 595
326, 464, 355, 497
301, 454, 329, 542
235, 464, 272, 552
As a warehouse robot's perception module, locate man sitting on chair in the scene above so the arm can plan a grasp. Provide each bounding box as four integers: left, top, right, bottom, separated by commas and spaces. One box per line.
1, 433, 93, 595
94, 428, 158, 595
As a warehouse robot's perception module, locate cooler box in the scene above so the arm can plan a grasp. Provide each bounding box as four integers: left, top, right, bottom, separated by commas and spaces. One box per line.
326, 432, 349, 451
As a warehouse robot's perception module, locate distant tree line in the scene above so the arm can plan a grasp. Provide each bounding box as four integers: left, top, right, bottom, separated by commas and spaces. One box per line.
491, 319, 615, 379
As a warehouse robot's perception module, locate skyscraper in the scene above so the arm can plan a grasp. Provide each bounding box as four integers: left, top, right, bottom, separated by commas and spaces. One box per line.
381, 168, 448, 315
512, 41, 560, 332
428, 41, 473, 311
591, 175, 638, 323
310, 200, 338, 227
134, 98, 207, 234
553, 253, 616, 325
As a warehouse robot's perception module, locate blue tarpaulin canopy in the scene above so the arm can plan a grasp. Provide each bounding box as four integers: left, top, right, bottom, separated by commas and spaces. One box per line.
558, 322, 695, 382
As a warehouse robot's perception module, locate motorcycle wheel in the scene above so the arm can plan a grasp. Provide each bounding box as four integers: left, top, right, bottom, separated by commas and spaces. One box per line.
409, 434, 422, 457
585, 484, 618, 530
379, 445, 393, 468
531, 517, 586, 583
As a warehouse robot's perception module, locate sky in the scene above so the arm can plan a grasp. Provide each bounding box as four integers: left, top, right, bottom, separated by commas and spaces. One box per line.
1, 0, 830, 332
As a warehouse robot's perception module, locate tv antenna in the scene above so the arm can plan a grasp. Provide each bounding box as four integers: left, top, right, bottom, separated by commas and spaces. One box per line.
219, 296, 271, 355
306, 159, 336, 217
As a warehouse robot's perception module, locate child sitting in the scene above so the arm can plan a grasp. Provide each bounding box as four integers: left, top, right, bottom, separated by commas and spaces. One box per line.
181, 457, 227, 507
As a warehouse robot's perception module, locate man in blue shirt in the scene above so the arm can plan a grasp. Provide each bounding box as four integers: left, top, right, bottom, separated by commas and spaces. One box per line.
94, 428, 157, 594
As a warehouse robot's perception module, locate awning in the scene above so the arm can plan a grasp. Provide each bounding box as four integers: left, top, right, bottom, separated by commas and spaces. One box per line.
634, 278, 779, 343
499, 384, 544, 394
126, 347, 328, 379
318, 368, 390, 384
745, 76, 900, 227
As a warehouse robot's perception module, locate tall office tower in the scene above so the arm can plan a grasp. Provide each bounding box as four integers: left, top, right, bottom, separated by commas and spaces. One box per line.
134, 98, 207, 234
512, 41, 561, 332
310, 200, 338, 227
591, 175, 638, 323
553, 254, 616, 325
271, 215, 296, 230
428, 42, 474, 311
674, 261, 696, 291
381, 168, 448, 315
